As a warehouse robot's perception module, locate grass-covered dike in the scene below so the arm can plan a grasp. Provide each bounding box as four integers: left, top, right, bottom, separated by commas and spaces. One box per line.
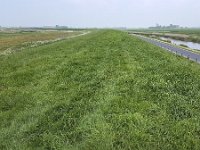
1, 30, 200, 149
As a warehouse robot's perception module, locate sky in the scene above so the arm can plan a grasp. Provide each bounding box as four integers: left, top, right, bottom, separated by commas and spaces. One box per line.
0, 0, 199, 28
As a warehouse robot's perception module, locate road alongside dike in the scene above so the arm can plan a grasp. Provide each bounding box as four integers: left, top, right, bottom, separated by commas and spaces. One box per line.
133, 34, 200, 63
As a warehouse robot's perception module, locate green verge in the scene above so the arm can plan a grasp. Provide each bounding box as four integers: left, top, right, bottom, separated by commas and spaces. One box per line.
1, 30, 200, 150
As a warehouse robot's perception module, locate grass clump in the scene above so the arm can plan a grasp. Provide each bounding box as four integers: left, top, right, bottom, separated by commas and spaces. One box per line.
179, 44, 189, 48
161, 39, 172, 43
1, 30, 200, 149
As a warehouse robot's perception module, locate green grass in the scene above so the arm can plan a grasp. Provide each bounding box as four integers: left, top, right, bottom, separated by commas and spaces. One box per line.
129, 28, 200, 43
1, 30, 200, 149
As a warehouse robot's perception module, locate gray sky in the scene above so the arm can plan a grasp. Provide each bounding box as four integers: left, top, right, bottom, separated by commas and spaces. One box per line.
0, 0, 199, 28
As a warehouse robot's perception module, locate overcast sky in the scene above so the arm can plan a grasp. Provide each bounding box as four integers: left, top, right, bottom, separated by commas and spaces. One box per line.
0, 0, 199, 28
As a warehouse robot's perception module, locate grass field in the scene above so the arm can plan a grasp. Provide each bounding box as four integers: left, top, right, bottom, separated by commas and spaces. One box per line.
1, 30, 200, 149
0, 30, 82, 54
129, 28, 200, 43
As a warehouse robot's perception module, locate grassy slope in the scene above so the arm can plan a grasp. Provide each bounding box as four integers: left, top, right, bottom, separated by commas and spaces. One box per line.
1, 30, 200, 149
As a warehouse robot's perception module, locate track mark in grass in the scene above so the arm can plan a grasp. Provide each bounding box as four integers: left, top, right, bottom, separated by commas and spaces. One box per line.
22, 32, 110, 149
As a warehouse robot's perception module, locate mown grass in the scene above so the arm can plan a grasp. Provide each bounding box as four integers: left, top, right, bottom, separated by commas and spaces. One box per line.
1, 30, 200, 149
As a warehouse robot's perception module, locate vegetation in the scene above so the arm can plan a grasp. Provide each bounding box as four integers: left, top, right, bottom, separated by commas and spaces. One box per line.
0, 30, 82, 53
169, 29, 200, 43
169, 28, 200, 36
1, 30, 200, 149
180, 44, 188, 48
129, 28, 200, 43
160, 39, 172, 43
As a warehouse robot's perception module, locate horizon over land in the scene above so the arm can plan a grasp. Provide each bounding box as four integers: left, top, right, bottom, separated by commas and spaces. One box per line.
1, 25, 200, 30
1, 0, 200, 28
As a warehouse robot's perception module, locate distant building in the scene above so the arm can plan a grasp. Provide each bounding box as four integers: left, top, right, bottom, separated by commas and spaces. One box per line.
149, 24, 181, 29
168, 24, 180, 28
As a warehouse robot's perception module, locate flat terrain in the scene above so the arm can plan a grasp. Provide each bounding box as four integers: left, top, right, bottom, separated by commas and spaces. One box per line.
1, 30, 200, 149
129, 28, 200, 43
0, 29, 82, 54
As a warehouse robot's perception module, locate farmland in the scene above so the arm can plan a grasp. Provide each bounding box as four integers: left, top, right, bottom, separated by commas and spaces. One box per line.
1, 30, 200, 149
0, 29, 83, 54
